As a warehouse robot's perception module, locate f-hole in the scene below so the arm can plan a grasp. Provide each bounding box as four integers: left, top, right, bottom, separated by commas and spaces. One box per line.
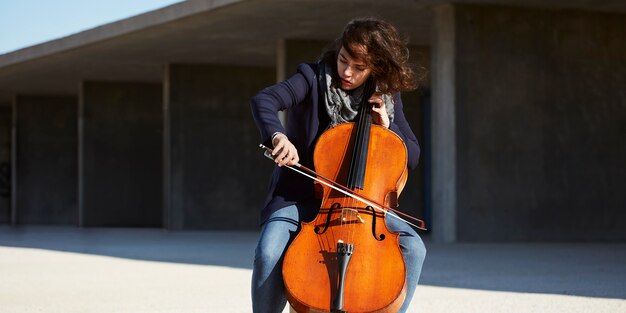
367, 206, 385, 241
315, 203, 341, 234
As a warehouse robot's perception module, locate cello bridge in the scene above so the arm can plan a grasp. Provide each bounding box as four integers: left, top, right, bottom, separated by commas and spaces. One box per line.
341, 207, 365, 224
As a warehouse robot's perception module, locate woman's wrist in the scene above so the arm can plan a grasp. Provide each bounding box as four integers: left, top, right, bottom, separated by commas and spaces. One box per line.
271, 132, 285, 147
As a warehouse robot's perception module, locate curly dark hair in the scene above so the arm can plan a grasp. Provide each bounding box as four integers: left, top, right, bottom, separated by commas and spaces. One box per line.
321, 17, 418, 94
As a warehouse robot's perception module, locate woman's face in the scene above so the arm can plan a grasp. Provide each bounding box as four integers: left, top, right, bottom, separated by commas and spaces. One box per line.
336, 46, 372, 91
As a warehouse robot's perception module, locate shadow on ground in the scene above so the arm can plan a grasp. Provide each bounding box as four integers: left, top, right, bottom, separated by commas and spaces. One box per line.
1, 226, 625, 300
419, 242, 626, 299
0, 226, 257, 268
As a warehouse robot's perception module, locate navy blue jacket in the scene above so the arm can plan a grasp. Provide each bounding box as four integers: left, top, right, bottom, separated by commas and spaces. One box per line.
250, 63, 420, 224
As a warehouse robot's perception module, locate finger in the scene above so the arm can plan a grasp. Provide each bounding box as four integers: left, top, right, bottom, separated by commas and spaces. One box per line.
278, 156, 287, 167
279, 146, 295, 167
368, 96, 383, 105
272, 140, 284, 156
275, 148, 289, 164
372, 107, 385, 117
287, 149, 299, 166
283, 147, 300, 166
289, 154, 300, 166
278, 157, 289, 167
282, 149, 292, 163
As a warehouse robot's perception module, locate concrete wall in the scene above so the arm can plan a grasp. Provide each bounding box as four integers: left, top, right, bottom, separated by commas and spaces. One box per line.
80, 82, 162, 227
164, 64, 275, 229
0, 103, 11, 223
13, 96, 77, 224
284, 39, 328, 74
435, 4, 626, 241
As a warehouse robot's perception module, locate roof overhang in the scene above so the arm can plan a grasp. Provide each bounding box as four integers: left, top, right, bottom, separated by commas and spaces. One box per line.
1, 0, 625, 102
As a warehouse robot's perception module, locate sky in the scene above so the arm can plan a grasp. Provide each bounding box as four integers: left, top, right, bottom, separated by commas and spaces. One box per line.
0, 0, 183, 54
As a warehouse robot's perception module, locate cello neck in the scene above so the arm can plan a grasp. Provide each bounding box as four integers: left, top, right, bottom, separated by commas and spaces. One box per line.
346, 77, 376, 190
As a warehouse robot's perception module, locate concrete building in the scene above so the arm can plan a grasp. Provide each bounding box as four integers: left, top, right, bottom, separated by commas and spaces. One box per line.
0, 0, 624, 242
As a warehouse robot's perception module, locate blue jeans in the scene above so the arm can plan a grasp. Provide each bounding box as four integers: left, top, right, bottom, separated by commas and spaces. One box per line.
251, 202, 427, 313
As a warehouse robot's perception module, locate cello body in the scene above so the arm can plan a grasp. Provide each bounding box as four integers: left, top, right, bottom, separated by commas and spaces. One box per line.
282, 120, 409, 313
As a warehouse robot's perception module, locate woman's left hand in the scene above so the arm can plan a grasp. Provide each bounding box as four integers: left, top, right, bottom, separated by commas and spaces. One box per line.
369, 93, 390, 128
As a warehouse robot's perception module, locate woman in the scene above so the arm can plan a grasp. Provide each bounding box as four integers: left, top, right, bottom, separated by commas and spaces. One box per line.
250, 17, 426, 313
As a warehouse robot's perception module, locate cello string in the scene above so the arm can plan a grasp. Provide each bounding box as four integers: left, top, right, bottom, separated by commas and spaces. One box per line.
341, 192, 345, 242
358, 90, 373, 243
350, 81, 371, 243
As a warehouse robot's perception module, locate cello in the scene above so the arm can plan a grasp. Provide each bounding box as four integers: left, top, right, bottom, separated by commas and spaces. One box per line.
261, 78, 426, 312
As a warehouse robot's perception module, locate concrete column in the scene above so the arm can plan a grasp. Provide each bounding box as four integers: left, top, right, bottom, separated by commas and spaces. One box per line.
438, 4, 626, 241
164, 64, 274, 229
12, 95, 77, 225
0, 103, 11, 223
283, 39, 328, 74
431, 4, 457, 242
276, 39, 287, 126
276, 39, 330, 126
79, 82, 162, 227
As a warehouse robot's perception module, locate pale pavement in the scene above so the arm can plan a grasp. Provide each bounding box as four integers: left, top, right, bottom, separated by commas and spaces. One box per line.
0, 226, 624, 313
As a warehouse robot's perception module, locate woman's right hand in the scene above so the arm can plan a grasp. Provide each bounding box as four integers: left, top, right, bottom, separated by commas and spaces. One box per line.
271, 133, 300, 167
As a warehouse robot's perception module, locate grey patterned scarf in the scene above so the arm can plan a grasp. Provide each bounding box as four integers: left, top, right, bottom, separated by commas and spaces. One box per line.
319, 62, 394, 127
